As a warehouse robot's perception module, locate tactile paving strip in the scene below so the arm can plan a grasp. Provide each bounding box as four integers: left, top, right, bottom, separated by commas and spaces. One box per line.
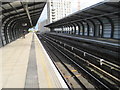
24, 35, 39, 89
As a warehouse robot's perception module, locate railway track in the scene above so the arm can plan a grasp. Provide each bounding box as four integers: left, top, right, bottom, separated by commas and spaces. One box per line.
47, 33, 120, 79
39, 35, 94, 89
48, 33, 119, 66
37, 33, 120, 90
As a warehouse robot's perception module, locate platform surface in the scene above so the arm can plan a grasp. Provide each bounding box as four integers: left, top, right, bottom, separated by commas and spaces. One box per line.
1, 33, 68, 88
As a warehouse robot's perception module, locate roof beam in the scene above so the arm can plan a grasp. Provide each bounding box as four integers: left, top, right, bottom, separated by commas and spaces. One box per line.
2, 7, 43, 23
2, 7, 12, 15
8, 3, 20, 16
18, 12, 41, 19
45, 11, 120, 28
2, 2, 10, 5
82, 11, 100, 16
72, 14, 84, 19
1, 6, 14, 17
92, 8, 111, 13
104, 3, 120, 9
92, 8, 120, 17
2, 2, 43, 14
22, 2, 33, 26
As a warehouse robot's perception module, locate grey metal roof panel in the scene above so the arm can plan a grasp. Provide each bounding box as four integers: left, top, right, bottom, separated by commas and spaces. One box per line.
2, 1, 46, 28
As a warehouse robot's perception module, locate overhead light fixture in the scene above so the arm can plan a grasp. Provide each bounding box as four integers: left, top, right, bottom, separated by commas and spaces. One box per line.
22, 23, 27, 26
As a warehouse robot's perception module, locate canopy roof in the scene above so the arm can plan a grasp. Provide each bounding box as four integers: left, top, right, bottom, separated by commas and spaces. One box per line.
45, 0, 120, 28
2, 0, 46, 29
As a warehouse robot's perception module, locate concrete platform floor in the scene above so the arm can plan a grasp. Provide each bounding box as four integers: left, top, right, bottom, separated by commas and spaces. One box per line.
1, 33, 68, 89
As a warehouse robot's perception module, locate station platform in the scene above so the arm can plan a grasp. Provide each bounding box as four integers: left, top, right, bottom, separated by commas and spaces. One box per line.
1, 33, 68, 88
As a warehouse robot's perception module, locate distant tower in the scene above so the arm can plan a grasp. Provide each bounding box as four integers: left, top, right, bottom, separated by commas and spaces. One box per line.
78, 0, 80, 10
47, 0, 71, 23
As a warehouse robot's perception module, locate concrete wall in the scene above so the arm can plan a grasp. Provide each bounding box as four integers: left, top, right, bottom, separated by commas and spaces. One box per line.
38, 19, 50, 34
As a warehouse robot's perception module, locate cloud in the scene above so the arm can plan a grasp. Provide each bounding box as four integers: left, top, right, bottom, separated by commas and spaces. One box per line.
71, 1, 78, 13
38, 4, 47, 22
80, 0, 104, 9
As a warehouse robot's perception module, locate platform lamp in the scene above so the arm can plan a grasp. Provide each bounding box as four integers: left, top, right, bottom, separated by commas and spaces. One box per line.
22, 23, 27, 27
22, 23, 28, 34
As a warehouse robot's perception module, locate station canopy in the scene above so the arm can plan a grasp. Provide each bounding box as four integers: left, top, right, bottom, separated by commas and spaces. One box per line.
2, 0, 47, 29
45, 0, 120, 28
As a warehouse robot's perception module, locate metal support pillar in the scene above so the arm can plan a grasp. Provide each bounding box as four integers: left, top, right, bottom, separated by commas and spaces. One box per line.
94, 18, 104, 38
103, 16, 114, 38
72, 23, 76, 35
78, 21, 85, 36
82, 20, 90, 36
87, 19, 96, 37
75, 23, 81, 35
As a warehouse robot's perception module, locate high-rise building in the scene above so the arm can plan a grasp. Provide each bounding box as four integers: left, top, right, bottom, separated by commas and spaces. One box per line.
47, 0, 71, 23
38, 0, 71, 34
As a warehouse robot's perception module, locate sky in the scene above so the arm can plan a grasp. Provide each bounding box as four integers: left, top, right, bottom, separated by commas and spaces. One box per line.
33, 0, 104, 30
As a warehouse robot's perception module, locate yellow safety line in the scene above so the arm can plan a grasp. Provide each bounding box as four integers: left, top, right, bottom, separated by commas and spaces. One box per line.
71, 70, 77, 72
